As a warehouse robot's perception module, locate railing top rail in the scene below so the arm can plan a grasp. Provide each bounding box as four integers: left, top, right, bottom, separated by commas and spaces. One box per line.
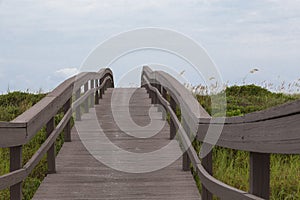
0, 68, 113, 148
142, 66, 300, 200
142, 66, 300, 154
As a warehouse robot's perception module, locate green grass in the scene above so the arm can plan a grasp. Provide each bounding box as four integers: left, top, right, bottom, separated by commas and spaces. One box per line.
196, 84, 299, 117
0, 92, 68, 200
192, 85, 300, 199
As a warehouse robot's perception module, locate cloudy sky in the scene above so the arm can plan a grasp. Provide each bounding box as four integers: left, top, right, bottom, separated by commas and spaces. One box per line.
0, 0, 299, 93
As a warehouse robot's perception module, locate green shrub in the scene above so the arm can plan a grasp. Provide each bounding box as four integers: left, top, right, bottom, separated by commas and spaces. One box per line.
0, 92, 67, 200
193, 85, 300, 199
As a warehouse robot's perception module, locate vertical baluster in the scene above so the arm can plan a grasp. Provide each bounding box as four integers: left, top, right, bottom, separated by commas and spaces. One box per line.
182, 151, 191, 171
64, 98, 72, 142
156, 84, 162, 112
110, 77, 114, 88
201, 150, 213, 200
250, 152, 270, 199
84, 82, 89, 113
169, 96, 177, 139
182, 118, 191, 171
46, 117, 56, 173
100, 78, 103, 98
90, 79, 95, 107
75, 89, 81, 121
95, 79, 99, 105
10, 146, 22, 200
162, 87, 167, 120
152, 84, 158, 105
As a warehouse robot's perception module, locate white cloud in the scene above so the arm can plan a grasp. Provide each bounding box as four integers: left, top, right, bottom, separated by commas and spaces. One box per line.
0, 0, 299, 93
55, 67, 79, 79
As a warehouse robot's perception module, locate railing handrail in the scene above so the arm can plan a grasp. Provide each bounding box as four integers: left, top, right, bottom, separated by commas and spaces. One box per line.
141, 66, 300, 200
0, 68, 113, 148
1, 65, 298, 200
0, 68, 114, 200
142, 66, 300, 154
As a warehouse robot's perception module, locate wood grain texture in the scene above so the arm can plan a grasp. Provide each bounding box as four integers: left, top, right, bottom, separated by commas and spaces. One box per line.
33, 88, 201, 200
0, 69, 113, 147
0, 125, 27, 148
197, 113, 300, 154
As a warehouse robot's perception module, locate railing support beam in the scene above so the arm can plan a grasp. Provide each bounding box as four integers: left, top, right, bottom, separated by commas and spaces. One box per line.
169, 96, 177, 140
100, 78, 103, 98
75, 89, 81, 121
10, 146, 22, 200
64, 98, 72, 142
182, 152, 191, 171
46, 117, 56, 173
90, 79, 95, 107
95, 80, 99, 105
84, 82, 89, 113
161, 87, 167, 120
250, 152, 270, 199
201, 150, 213, 200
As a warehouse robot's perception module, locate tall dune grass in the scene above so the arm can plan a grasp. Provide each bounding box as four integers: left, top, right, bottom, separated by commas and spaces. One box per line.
190, 84, 300, 200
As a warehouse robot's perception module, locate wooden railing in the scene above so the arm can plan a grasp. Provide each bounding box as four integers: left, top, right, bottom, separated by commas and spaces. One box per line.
141, 66, 300, 200
1, 65, 299, 200
0, 68, 114, 200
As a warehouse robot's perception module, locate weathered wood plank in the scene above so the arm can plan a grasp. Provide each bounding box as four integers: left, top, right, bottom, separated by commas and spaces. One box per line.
250, 152, 270, 199
0, 169, 26, 191
46, 117, 56, 174
33, 88, 200, 200
10, 146, 22, 200
0, 124, 27, 148
197, 113, 300, 154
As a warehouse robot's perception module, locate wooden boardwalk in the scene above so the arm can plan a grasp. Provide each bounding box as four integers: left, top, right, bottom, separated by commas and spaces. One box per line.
33, 88, 200, 200
2, 67, 299, 199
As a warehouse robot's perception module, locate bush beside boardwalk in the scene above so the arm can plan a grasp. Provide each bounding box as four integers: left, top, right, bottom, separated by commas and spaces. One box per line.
0, 92, 66, 200
193, 85, 300, 200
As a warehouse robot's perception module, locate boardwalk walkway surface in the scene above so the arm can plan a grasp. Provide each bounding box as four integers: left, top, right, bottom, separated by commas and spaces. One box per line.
33, 88, 200, 200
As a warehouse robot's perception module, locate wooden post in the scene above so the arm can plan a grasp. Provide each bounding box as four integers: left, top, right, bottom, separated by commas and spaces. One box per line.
46, 117, 56, 173
64, 98, 72, 142
162, 87, 167, 99
104, 79, 107, 93
182, 152, 191, 171
156, 84, 162, 112
110, 77, 114, 88
170, 119, 176, 140
90, 79, 95, 107
10, 146, 22, 200
84, 82, 89, 113
169, 96, 177, 140
170, 96, 176, 114
99, 78, 103, 99
201, 150, 213, 200
152, 83, 157, 105
155, 84, 160, 106
250, 152, 270, 199
75, 89, 81, 121
152, 90, 157, 105
182, 118, 191, 171
95, 80, 99, 105
161, 88, 167, 120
